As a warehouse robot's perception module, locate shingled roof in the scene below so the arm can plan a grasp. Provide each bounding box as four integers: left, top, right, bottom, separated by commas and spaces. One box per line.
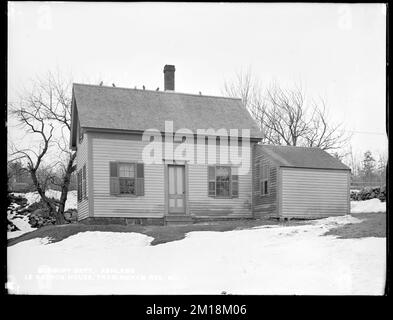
71, 83, 262, 142
259, 144, 350, 171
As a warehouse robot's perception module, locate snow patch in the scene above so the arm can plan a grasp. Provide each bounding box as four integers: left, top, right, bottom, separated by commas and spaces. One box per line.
351, 199, 386, 213
8, 215, 36, 239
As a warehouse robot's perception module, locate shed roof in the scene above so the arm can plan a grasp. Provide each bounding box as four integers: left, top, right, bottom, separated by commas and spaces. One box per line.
72, 83, 262, 139
259, 144, 350, 171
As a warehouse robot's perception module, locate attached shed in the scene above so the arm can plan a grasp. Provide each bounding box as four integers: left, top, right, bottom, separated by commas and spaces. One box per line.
253, 145, 351, 219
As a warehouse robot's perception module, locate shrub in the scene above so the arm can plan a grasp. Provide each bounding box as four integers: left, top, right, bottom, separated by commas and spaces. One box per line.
29, 209, 56, 228
350, 186, 386, 202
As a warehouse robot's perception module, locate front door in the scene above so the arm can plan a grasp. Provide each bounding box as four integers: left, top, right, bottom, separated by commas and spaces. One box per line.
168, 165, 186, 214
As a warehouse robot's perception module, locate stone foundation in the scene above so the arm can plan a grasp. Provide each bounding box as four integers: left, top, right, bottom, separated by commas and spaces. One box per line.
79, 217, 165, 226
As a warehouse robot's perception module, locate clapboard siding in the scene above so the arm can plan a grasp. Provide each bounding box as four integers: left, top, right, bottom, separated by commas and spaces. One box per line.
92, 138, 165, 218
281, 168, 349, 217
187, 140, 252, 217
90, 134, 253, 218
77, 128, 89, 221
188, 164, 252, 218
253, 145, 279, 218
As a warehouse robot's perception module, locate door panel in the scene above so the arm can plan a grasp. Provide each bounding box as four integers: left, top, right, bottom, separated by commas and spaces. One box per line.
168, 165, 186, 214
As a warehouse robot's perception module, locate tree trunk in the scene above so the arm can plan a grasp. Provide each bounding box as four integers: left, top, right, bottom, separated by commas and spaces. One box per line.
56, 152, 77, 223
29, 169, 56, 216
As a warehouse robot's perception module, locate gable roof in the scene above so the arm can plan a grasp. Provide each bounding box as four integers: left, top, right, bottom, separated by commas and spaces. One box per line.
71, 83, 262, 143
259, 145, 350, 171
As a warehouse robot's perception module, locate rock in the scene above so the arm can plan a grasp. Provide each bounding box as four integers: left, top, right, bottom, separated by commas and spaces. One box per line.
64, 209, 78, 222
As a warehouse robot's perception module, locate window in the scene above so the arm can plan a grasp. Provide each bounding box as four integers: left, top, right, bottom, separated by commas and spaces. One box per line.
260, 163, 269, 196
82, 164, 87, 199
208, 166, 238, 198
109, 162, 144, 196
119, 163, 135, 194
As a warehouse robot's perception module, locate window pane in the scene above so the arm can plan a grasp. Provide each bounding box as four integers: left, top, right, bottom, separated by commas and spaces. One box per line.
216, 181, 229, 196
119, 178, 135, 194
216, 166, 230, 178
119, 163, 135, 178
264, 180, 268, 195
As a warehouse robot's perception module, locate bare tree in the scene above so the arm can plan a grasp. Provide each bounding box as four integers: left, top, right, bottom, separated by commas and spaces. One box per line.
224, 70, 351, 154
9, 72, 76, 224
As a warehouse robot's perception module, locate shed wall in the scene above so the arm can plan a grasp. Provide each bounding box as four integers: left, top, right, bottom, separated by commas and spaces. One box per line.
281, 167, 350, 217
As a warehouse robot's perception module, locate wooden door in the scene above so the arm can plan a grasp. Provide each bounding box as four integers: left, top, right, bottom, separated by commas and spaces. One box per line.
168, 165, 186, 214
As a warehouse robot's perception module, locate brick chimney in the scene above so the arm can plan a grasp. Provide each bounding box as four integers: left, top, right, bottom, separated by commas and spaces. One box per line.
163, 65, 175, 91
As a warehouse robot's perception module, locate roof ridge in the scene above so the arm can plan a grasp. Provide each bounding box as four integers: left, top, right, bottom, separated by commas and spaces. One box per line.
73, 83, 242, 101
262, 144, 322, 150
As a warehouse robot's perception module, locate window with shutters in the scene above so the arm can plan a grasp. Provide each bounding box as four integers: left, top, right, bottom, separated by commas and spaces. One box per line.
260, 162, 269, 196
109, 162, 144, 196
207, 166, 239, 198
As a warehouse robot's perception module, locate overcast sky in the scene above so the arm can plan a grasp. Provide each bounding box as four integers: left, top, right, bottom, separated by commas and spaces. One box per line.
8, 2, 387, 159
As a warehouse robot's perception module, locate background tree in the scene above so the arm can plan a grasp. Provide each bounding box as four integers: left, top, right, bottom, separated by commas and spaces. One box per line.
9, 72, 76, 224
361, 150, 376, 181
223, 70, 351, 154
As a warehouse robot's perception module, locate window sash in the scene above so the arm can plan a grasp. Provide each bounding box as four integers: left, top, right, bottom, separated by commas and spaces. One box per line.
119, 163, 135, 178
260, 163, 269, 196
208, 166, 238, 198
119, 177, 136, 195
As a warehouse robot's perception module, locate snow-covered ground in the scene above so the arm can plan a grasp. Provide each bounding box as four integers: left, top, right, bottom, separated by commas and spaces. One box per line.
351, 199, 386, 213
7, 215, 386, 295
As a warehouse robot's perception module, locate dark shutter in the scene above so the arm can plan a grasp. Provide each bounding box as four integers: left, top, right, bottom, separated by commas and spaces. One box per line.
231, 170, 239, 198
109, 162, 119, 195
82, 164, 87, 199
208, 166, 216, 197
77, 169, 82, 202
77, 171, 80, 202
256, 160, 260, 192
136, 163, 144, 196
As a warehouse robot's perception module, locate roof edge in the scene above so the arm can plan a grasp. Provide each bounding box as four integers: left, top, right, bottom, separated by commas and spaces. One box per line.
83, 126, 262, 141
72, 82, 242, 101
279, 165, 351, 171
